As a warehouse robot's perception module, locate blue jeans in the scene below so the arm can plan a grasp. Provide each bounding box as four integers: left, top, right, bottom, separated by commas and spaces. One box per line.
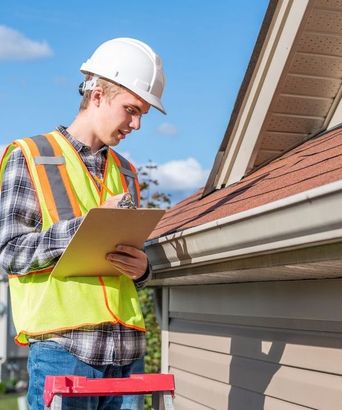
27, 341, 144, 410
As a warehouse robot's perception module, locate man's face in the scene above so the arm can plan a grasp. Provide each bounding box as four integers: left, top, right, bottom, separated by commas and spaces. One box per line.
95, 89, 150, 147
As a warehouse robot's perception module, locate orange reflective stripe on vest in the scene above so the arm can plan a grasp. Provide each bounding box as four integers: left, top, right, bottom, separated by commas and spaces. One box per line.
27, 134, 82, 221
44, 133, 82, 218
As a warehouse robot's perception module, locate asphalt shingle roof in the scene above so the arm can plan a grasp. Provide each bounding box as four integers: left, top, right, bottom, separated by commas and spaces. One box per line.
150, 126, 342, 239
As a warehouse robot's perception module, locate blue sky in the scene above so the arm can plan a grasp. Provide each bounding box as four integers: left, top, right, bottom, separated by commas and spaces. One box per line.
1, 0, 269, 204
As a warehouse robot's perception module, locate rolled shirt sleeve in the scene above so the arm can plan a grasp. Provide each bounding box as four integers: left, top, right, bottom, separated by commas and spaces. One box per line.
134, 261, 152, 289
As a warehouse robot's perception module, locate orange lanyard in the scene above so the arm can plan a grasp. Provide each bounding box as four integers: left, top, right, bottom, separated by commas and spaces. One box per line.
93, 175, 116, 196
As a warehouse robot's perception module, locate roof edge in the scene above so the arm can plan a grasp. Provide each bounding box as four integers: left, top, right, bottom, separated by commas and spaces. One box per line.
202, 0, 280, 196
146, 179, 342, 274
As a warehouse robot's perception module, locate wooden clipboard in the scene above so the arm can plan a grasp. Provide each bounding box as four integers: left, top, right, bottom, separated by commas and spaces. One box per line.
51, 207, 165, 277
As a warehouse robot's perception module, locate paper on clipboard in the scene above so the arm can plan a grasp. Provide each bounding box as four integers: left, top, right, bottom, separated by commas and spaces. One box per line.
51, 207, 165, 278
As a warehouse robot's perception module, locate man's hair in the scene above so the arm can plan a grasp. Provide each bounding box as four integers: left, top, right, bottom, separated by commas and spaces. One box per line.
79, 74, 123, 111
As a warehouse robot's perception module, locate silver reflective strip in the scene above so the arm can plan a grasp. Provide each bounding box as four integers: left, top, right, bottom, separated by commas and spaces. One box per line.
119, 166, 136, 179
31, 134, 74, 220
34, 156, 65, 165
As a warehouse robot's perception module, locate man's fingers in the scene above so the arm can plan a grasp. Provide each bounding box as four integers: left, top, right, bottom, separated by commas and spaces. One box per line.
109, 261, 133, 276
100, 193, 126, 209
115, 245, 142, 257
107, 248, 147, 280
108, 260, 138, 279
107, 255, 135, 270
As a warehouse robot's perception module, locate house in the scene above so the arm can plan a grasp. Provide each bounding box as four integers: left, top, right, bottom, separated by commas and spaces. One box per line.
145, 0, 342, 408
0, 269, 27, 382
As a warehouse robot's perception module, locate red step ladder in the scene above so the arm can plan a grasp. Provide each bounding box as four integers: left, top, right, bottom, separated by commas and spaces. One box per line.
43, 373, 175, 410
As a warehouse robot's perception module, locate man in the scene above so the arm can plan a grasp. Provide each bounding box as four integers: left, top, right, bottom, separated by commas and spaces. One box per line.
0, 37, 166, 410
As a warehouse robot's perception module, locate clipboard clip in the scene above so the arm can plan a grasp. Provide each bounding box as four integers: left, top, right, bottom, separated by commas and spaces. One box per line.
117, 193, 137, 209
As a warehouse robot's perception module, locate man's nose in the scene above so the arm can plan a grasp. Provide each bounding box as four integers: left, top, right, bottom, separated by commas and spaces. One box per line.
130, 115, 141, 130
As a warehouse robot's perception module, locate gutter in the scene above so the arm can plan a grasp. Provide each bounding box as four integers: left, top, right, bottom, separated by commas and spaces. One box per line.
145, 180, 342, 273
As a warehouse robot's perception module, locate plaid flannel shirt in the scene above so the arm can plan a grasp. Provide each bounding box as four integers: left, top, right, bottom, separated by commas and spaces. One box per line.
0, 126, 149, 365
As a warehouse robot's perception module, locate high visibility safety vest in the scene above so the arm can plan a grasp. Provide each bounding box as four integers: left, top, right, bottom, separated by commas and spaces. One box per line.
0, 131, 145, 346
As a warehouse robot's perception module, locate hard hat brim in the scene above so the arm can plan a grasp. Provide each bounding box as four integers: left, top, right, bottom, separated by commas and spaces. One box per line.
80, 67, 166, 114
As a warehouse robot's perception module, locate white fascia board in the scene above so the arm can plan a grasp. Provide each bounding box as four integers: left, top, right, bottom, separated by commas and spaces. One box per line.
328, 96, 342, 129
217, 0, 309, 187
145, 180, 342, 272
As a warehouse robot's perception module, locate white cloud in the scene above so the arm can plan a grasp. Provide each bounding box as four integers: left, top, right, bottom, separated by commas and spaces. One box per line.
115, 150, 134, 164
107, 151, 209, 203
0, 25, 53, 60
149, 157, 209, 192
157, 122, 178, 136
117, 151, 132, 161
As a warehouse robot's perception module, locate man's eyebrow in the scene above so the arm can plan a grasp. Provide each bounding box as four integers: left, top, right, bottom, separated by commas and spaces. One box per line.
131, 105, 149, 115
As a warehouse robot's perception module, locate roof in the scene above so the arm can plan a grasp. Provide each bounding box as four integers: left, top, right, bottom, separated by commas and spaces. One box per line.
203, 0, 342, 194
150, 124, 342, 240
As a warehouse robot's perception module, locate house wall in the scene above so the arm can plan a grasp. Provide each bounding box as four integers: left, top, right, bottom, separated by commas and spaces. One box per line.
165, 278, 342, 409
0, 277, 8, 380
0, 276, 28, 382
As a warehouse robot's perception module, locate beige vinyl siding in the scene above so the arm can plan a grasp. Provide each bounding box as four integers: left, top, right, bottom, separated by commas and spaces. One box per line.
167, 279, 342, 409
172, 368, 313, 410
173, 392, 212, 410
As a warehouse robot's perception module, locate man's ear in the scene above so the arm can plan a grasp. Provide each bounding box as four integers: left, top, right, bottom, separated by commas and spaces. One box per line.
90, 87, 103, 107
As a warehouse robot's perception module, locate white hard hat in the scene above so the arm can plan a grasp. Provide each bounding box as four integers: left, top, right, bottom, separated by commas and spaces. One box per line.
80, 37, 166, 114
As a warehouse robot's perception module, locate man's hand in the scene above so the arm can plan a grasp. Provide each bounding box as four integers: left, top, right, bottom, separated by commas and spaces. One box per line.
101, 193, 127, 208
101, 194, 146, 279
106, 245, 148, 280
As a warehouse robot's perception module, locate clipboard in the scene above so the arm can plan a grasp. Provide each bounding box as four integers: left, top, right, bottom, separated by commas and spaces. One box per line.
51, 207, 165, 278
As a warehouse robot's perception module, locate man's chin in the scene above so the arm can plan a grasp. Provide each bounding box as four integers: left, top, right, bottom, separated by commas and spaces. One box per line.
109, 135, 120, 146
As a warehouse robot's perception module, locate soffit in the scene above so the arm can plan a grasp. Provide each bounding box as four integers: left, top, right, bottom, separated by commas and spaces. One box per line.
253, 0, 342, 169
204, 0, 342, 195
